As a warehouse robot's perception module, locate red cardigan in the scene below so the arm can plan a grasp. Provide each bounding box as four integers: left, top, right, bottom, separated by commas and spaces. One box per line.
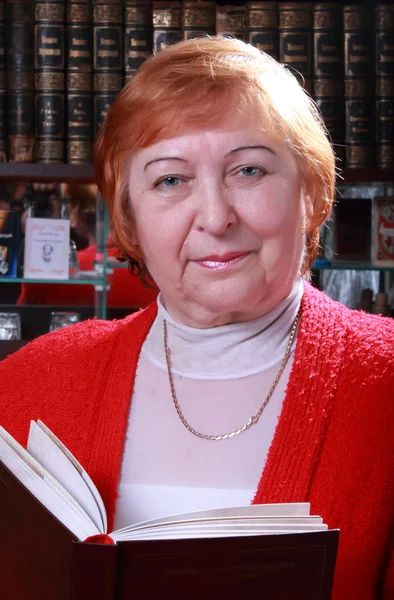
1, 283, 393, 599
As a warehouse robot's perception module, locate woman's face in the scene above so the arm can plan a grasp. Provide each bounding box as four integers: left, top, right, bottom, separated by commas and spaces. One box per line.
128, 112, 310, 328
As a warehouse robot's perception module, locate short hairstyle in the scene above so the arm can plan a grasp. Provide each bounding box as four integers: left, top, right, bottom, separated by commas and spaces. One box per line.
95, 36, 336, 277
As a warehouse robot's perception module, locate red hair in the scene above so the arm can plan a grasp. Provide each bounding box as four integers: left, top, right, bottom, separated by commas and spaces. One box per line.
95, 37, 336, 276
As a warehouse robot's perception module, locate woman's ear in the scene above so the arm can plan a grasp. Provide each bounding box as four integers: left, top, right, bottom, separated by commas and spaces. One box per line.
303, 191, 316, 234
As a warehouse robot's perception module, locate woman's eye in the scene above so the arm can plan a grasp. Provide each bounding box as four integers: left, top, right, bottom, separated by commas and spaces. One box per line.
239, 166, 262, 177
155, 176, 181, 188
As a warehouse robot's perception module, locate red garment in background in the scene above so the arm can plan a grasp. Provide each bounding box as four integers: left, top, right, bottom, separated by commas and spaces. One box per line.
17, 244, 158, 307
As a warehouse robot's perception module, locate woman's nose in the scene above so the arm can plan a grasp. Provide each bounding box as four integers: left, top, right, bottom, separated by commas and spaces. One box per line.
195, 184, 237, 235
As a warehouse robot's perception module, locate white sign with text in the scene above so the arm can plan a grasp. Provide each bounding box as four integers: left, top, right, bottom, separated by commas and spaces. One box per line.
23, 217, 70, 280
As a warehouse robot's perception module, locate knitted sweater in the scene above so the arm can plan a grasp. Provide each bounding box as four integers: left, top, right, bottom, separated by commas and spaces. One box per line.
0, 283, 393, 600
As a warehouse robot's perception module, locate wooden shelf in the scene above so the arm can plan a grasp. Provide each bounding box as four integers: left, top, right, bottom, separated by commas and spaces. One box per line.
0, 163, 94, 182
339, 168, 393, 183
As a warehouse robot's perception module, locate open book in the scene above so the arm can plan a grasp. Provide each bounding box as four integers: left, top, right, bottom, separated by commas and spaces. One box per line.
0, 421, 339, 600
1, 420, 329, 542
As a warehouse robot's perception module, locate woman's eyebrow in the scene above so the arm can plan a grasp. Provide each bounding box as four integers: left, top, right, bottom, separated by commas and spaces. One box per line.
144, 157, 188, 171
226, 145, 277, 157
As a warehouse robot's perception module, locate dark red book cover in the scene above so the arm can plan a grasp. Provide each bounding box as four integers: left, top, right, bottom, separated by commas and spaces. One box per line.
1, 459, 339, 600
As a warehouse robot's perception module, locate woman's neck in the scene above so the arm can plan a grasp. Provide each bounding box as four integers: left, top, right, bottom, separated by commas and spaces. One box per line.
141, 278, 303, 380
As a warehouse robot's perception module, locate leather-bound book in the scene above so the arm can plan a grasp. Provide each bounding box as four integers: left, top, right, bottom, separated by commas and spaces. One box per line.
34, 0, 66, 163
66, 0, 93, 164
376, 3, 394, 169
278, 2, 313, 94
93, 0, 123, 133
247, 1, 278, 61
124, 1, 153, 83
313, 2, 344, 167
182, 1, 216, 41
1, 420, 340, 600
343, 4, 375, 168
152, 1, 182, 53
0, 1, 6, 161
1, 461, 340, 600
6, 0, 35, 163
216, 4, 247, 41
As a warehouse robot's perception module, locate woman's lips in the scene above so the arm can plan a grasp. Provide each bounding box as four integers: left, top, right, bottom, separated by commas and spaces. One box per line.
196, 252, 249, 270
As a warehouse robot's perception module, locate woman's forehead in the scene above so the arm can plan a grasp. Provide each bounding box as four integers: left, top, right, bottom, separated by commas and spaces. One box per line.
132, 113, 285, 159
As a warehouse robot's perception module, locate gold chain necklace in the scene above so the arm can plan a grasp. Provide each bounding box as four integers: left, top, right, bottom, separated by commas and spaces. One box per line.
163, 308, 301, 441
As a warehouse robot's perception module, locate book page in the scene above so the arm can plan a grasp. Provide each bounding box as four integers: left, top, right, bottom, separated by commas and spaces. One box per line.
113, 521, 328, 542
27, 421, 106, 532
112, 503, 312, 538
0, 427, 99, 541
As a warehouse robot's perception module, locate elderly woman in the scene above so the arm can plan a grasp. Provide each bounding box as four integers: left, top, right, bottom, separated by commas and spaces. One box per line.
1, 38, 393, 599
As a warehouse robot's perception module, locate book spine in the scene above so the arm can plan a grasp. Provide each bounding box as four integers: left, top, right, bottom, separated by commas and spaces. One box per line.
124, 1, 153, 83
152, 1, 182, 53
216, 5, 247, 42
313, 2, 344, 166
35, 0, 66, 164
93, 0, 123, 133
343, 4, 375, 168
247, 1, 278, 61
278, 2, 313, 94
376, 4, 394, 169
70, 541, 118, 600
0, 1, 6, 161
6, 0, 35, 163
182, 1, 216, 41
66, 0, 93, 164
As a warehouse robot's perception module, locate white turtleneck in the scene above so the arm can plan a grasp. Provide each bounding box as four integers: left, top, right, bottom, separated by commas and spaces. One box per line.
113, 279, 303, 530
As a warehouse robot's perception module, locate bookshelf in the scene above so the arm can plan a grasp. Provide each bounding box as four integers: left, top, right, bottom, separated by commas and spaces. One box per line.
0, 165, 109, 338
0, 164, 95, 183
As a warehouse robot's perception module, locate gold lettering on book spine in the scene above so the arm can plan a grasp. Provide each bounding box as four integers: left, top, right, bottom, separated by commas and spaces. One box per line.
153, 11, 182, 28
314, 79, 341, 97
35, 72, 64, 91
39, 48, 62, 57
248, 11, 277, 29
377, 146, 393, 167
376, 79, 394, 96
128, 50, 150, 59
93, 6, 122, 24
279, 8, 312, 30
183, 11, 215, 29
376, 6, 394, 30
346, 146, 372, 166
343, 9, 369, 31
9, 138, 35, 163
72, 38, 88, 46
125, 8, 152, 25
313, 7, 338, 30
67, 141, 92, 164
36, 141, 64, 162
67, 72, 92, 91
130, 39, 148, 47
35, 4, 65, 22
345, 79, 369, 97
67, 5, 91, 22
94, 73, 122, 91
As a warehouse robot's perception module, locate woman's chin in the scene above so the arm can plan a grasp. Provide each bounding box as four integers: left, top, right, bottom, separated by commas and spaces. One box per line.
191, 287, 270, 323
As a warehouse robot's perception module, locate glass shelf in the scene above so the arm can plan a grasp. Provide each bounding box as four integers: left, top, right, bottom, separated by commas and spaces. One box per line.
312, 262, 394, 272
0, 273, 107, 285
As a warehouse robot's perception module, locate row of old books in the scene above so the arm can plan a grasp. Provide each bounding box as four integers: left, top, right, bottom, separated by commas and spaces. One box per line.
1, 1, 393, 168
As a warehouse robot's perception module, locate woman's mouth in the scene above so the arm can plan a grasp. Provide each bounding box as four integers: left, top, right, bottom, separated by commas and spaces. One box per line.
196, 252, 250, 270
